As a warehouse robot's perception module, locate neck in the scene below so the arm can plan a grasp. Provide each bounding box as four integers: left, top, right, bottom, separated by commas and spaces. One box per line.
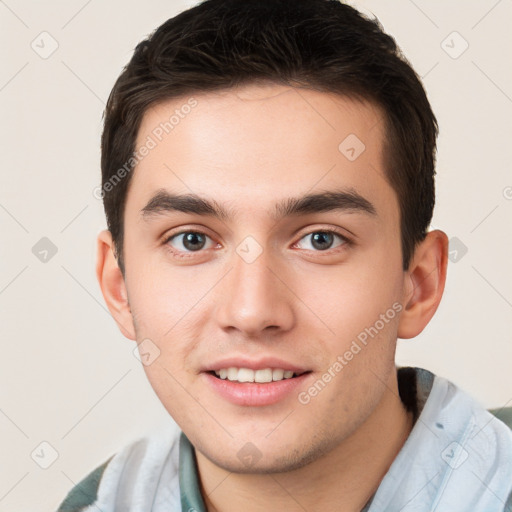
196, 372, 414, 512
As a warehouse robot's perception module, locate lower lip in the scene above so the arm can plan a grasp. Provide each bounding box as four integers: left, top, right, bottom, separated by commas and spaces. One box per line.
203, 372, 311, 406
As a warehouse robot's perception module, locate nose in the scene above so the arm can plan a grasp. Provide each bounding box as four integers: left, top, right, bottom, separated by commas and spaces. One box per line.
214, 245, 295, 337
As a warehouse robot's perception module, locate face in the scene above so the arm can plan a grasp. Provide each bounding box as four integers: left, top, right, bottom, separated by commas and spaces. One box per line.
122, 83, 407, 472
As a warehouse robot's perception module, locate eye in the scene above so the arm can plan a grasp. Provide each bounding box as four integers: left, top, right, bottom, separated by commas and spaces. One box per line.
295, 230, 348, 251
165, 231, 216, 253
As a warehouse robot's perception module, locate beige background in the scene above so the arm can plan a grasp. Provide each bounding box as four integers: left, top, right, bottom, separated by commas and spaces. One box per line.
1, 0, 511, 510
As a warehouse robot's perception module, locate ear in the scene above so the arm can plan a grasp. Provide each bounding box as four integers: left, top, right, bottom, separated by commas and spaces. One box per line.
96, 230, 136, 340
397, 230, 449, 339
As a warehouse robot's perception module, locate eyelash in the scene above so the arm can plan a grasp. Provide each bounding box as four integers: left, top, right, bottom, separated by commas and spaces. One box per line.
162, 228, 352, 258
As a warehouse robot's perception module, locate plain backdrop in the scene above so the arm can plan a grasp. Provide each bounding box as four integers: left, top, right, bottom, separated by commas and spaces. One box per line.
1, 1, 511, 510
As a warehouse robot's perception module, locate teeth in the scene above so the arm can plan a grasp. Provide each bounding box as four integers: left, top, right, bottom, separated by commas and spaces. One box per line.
272, 369, 284, 381
255, 369, 273, 383
227, 367, 238, 381
238, 368, 254, 383
214, 367, 297, 383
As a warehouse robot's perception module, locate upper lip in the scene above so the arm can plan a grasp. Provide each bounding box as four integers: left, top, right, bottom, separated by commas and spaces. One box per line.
202, 357, 309, 374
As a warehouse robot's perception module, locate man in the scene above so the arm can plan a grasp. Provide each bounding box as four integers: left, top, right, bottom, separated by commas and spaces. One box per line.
57, 0, 512, 510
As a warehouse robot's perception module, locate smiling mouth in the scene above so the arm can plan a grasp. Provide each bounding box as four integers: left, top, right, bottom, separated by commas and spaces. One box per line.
209, 367, 310, 383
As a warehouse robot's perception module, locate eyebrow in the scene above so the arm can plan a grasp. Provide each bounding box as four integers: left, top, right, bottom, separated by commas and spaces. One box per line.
141, 188, 377, 222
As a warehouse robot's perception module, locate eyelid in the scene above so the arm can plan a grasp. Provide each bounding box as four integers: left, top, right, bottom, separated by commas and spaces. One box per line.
293, 222, 352, 241
292, 223, 356, 240
162, 224, 215, 242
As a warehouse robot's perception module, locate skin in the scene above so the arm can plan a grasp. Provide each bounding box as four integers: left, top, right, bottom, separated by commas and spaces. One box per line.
97, 83, 448, 511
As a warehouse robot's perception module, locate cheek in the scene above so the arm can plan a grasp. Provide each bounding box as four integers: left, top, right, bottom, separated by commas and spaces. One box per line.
128, 281, 201, 421
292, 256, 403, 345
125, 260, 212, 378
125, 256, 208, 337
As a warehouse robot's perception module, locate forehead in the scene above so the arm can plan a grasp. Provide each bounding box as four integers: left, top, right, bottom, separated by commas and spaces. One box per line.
128, 84, 397, 224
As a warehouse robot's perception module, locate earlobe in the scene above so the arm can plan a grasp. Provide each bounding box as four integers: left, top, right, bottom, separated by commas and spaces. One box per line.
397, 230, 449, 339
96, 230, 136, 340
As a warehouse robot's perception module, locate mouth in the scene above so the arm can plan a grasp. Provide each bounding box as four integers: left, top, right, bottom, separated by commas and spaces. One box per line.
208, 367, 309, 383
203, 362, 313, 406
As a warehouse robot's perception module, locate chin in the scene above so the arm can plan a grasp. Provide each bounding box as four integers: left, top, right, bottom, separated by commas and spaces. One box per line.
199, 433, 338, 475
